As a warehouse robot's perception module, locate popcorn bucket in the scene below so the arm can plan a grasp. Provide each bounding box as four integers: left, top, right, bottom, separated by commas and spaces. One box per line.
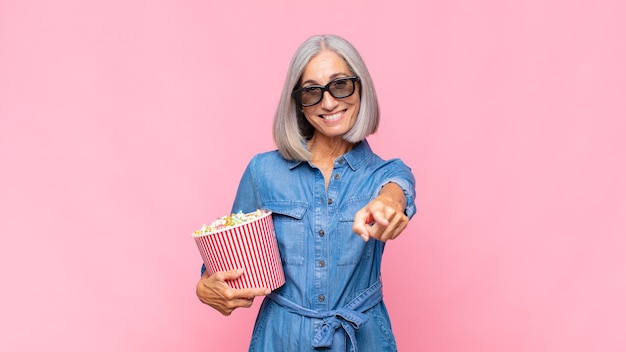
193, 211, 285, 290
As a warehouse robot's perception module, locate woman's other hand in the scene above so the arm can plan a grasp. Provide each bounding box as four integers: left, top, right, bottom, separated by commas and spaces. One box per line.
352, 183, 408, 242
196, 268, 270, 316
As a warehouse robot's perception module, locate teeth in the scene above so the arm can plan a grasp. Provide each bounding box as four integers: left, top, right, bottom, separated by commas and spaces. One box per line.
322, 112, 342, 121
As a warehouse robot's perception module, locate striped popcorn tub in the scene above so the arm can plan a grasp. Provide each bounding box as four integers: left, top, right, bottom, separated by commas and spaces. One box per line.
193, 210, 285, 290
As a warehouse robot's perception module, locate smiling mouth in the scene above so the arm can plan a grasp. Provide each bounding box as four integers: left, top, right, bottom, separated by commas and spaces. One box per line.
320, 111, 344, 121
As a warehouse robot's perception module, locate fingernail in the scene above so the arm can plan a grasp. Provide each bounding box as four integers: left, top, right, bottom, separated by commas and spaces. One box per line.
360, 234, 369, 242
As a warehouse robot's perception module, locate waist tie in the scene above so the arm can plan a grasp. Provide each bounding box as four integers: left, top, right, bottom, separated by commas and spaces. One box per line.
267, 280, 383, 352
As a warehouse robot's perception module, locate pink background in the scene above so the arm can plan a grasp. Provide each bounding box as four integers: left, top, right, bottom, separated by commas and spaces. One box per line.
1, 0, 625, 351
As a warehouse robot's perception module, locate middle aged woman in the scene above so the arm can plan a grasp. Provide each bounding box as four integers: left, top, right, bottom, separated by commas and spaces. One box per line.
196, 34, 417, 352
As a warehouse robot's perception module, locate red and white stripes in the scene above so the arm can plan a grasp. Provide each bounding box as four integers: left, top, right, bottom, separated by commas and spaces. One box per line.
194, 212, 285, 290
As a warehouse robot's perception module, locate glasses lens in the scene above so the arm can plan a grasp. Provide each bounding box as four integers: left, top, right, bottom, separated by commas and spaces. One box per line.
329, 78, 355, 98
299, 87, 322, 106
294, 77, 358, 106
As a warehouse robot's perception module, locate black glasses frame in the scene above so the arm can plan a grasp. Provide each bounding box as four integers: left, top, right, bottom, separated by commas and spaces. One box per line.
292, 76, 360, 107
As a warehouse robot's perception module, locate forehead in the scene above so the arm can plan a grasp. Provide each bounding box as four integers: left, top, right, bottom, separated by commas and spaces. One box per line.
301, 50, 351, 84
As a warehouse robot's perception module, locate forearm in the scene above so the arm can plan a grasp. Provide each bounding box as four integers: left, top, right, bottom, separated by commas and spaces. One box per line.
378, 182, 407, 214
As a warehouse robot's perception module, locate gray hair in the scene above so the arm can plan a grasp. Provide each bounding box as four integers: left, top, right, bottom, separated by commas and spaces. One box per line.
273, 34, 380, 161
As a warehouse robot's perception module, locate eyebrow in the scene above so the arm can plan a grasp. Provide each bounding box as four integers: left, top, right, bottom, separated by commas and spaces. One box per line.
301, 72, 350, 86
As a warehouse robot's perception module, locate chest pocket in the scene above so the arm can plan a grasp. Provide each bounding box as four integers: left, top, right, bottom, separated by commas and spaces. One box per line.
264, 201, 308, 266
337, 196, 375, 266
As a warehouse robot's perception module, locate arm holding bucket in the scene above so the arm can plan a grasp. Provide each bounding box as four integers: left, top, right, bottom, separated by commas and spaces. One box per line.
196, 268, 270, 316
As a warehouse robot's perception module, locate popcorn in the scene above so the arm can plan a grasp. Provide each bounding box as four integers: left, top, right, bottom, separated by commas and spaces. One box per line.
193, 209, 268, 236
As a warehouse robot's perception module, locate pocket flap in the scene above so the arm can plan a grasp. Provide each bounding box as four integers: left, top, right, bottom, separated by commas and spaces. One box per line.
338, 196, 370, 222
264, 201, 308, 220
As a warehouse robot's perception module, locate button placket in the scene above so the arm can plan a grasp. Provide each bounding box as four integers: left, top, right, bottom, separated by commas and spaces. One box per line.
315, 156, 345, 309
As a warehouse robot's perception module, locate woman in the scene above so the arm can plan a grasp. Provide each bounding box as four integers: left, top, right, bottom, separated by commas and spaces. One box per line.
196, 34, 416, 351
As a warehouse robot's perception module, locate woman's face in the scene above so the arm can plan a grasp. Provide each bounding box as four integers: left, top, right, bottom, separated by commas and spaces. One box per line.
299, 50, 360, 139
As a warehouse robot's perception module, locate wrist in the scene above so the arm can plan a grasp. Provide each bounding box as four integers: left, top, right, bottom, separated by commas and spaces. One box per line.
378, 183, 406, 213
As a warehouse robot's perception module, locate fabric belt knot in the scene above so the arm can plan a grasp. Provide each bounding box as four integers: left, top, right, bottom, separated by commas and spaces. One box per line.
267, 280, 383, 352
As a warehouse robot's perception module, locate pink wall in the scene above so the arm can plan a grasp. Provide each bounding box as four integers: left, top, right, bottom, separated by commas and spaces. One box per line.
1, 1, 625, 351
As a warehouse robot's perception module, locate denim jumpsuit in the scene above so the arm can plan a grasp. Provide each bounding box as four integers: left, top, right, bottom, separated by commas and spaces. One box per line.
230, 140, 416, 352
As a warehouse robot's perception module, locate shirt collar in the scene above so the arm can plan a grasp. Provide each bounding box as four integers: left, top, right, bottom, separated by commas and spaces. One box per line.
341, 140, 370, 171
286, 139, 371, 171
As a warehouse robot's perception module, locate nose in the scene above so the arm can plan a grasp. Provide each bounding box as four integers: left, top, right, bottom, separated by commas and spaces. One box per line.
319, 90, 338, 110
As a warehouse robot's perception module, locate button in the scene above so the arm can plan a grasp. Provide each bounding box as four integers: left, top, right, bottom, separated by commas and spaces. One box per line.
327, 198, 333, 205
318, 230, 325, 237
337, 158, 344, 164
318, 260, 325, 267
318, 294, 325, 302
333, 173, 340, 180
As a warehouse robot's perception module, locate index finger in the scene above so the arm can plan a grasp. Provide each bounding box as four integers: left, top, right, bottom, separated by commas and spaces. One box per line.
352, 209, 373, 241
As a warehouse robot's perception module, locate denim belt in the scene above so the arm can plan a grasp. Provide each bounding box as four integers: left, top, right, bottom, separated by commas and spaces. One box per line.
267, 280, 383, 352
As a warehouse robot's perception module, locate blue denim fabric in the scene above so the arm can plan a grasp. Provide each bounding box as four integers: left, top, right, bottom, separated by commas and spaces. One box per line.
229, 140, 416, 351
267, 280, 383, 352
